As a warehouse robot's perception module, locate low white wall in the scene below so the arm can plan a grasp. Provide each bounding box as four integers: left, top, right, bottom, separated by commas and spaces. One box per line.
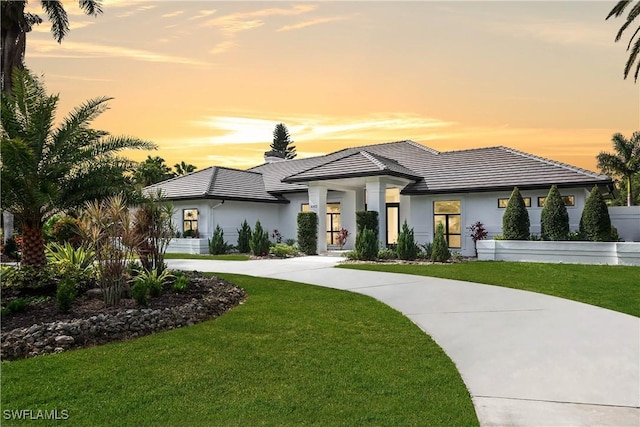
166, 238, 209, 255
609, 206, 640, 242
476, 240, 640, 265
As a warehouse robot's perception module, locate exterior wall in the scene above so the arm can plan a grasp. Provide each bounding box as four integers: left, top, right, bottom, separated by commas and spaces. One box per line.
609, 206, 640, 242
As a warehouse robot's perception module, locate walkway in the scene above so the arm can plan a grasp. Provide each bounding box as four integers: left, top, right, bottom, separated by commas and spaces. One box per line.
167, 256, 640, 427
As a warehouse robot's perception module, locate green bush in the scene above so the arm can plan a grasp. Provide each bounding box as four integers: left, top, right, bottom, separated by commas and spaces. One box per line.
270, 243, 296, 258
208, 225, 229, 255
172, 275, 189, 293
377, 248, 397, 260
502, 187, 530, 240
431, 223, 451, 262
355, 227, 378, 261
356, 211, 379, 236
297, 212, 318, 255
250, 221, 271, 256
56, 277, 76, 313
3, 236, 20, 261
419, 242, 433, 259
1, 298, 28, 317
541, 185, 570, 241
51, 216, 83, 247
133, 268, 174, 299
580, 186, 613, 241
3, 264, 58, 297
342, 250, 359, 260
237, 220, 252, 253
396, 220, 418, 261
131, 281, 148, 306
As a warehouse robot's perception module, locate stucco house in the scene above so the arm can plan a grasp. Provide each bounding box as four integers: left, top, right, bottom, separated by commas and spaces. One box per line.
145, 140, 614, 257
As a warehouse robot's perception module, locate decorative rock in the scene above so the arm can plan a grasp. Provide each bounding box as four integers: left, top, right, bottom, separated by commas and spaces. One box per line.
54, 335, 75, 346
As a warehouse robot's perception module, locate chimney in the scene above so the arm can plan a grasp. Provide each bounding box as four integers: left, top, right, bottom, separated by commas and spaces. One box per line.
264, 150, 286, 163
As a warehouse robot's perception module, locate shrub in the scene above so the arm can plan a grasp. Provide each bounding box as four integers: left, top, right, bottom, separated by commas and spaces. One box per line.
56, 277, 76, 313
250, 221, 271, 256
419, 242, 433, 259
271, 229, 283, 244
431, 223, 451, 262
237, 220, 252, 253
342, 250, 359, 260
541, 185, 570, 241
131, 280, 148, 306
502, 187, 530, 240
270, 243, 296, 258
284, 238, 296, 246
3, 264, 58, 297
133, 268, 174, 299
1, 298, 28, 317
172, 275, 189, 293
297, 212, 318, 255
209, 225, 229, 255
467, 221, 488, 257
3, 236, 20, 261
356, 211, 379, 236
51, 216, 83, 247
377, 248, 397, 260
580, 186, 613, 241
396, 220, 418, 261
131, 191, 175, 273
355, 227, 378, 261
336, 228, 349, 249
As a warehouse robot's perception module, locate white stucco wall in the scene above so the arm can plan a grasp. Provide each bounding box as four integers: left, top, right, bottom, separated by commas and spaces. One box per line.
609, 206, 640, 242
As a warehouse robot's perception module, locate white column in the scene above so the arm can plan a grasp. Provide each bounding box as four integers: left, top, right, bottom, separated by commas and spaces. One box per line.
400, 194, 411, 229
341, 190, 357, 250
365, 181, 386, 247
308, 185, 328, 253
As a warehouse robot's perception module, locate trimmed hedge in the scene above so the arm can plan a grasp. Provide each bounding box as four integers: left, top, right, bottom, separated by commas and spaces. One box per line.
541, 185, 569, 241
502, 187, 530, 240
580, 186, 613, 242
297, 212, 318, 255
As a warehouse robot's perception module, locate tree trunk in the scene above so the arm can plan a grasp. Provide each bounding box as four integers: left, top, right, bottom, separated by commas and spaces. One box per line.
627, 175, 633, 207
21, 222, 47, 267
1, 1, 27, 94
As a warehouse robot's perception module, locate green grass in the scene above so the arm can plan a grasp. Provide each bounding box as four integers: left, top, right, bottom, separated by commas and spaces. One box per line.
163, 253, 250, 261
1, 274, 478, 426
339, 261, 640, 317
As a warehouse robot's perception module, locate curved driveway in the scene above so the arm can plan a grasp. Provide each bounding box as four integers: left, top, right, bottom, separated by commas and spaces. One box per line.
167, 256, 640, 427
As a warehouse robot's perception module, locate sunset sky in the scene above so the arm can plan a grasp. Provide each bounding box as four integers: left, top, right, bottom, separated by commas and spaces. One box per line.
23, 0, 640, 173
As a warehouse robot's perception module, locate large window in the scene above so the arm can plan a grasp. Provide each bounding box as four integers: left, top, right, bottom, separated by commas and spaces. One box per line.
301, 203, 341, 245
434, 200, 461, 249
183, 209, 198, 236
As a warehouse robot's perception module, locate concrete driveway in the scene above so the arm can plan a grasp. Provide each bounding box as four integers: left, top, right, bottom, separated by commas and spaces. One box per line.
167, 256, 640, 427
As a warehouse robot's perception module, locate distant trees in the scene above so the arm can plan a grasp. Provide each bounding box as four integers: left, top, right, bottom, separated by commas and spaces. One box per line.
133, 157, 198, 186
270, 123, 296, 159
597, 131, 640, 206
174, 161, 197, 176
606, 1, 640, 82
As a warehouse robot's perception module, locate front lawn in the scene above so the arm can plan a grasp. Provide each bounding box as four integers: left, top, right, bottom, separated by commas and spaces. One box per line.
339, 261, 640, 317
2, 274, 478, 426
163, 253, 250, 261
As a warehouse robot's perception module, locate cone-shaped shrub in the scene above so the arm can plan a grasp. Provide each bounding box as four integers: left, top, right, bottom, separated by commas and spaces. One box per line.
297, 212, 318, 255
541, 185, 570, 241
502, 187, 530, 240
396, 220, 418, 260
431, 222, 451, 262
250, 220, 270, 256
355, 227, 378, 261
236, 219, 252, 253
579, 186, 612, 241
208, 225, 228, 255
356, 211, 379, 236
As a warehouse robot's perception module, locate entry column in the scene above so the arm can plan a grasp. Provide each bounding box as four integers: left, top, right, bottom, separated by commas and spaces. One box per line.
365, 181, 386, 248
308, 184, 327, 253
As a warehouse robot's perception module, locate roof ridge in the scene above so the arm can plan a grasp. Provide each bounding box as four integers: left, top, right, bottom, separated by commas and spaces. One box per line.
440, 146, 502, 154
360, 151, 387, 171
215, 165, 264, 176
405, 140, 440, 154
498, 146, 607, 179
144, 166, 215, 190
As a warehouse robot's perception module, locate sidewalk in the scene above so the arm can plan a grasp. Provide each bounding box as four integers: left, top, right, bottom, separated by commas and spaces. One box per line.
167, 257, 640, 427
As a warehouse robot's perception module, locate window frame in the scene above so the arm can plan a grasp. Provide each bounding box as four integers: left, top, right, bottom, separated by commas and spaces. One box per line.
537, 195, 575, 207
433, 200, 461, 249
498, 197, 531, 208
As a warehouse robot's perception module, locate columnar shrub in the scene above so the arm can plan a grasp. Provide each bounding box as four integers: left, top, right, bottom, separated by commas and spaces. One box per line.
541, 185, 570, 241
237, 220, 252, 253
56, 277, 76, 313
431, 223, 451, 262
208, 225, 228, 255
356, 211, 379, 236
250, 220, 271, 256
355, 227, 378, 261
502, 187, 530, 240
396, 220, 418, 261
580, 186, 613, 241
297, 212, 318, 255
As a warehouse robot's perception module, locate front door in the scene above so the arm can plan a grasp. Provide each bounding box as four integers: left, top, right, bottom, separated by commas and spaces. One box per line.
386, 203, 399, 247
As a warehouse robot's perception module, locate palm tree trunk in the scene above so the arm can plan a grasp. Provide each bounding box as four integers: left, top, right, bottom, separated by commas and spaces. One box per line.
627, 175, 634, 206
21, 222, 47, 267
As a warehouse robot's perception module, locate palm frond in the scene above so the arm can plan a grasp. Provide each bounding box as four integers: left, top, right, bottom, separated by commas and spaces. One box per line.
78, 0, 103, 16
92, 135, 157, 154
41, 1, 69, 43
607, 0, 633, 20
52, 96, 112, 149
615, 2, 640, 41
626, 34, 640, 81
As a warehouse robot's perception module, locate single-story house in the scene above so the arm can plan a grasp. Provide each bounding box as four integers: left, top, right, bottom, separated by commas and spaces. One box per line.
145, 140, 615, 257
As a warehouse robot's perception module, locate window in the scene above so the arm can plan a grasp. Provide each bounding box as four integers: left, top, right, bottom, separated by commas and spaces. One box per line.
537, 195, 575, 207
183, 209, 198, 235
301, 203, 341, 245
498, 197, 531, 208
434, 200, 461, 248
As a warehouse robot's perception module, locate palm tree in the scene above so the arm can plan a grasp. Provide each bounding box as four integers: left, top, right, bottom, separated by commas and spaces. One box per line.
1, 0, 102, 93
174, 161, 197, 176
597, 131, 640, 206
0, 69, 156, 266
606, 0, 640, 82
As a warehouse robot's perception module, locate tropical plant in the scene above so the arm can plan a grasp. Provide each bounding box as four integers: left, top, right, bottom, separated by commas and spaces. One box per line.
133, 268, 174, 299
541, 185, 570, 241
396, 221, 418, 261
131, 190, 175, 273
297, 212, 318, 255
431, 223, 451, 262
0, 69, 155, 267
45, 241, 95, 272
580, 186, 614, 242
172, 274, 189, 293
250, 221, 270, 256
336, 228, 349, 250
606, 1, 640, 82
174, 161, 197, 176
355, 227, 378, 261
467, 221, 488, 257
1, 0, 103, 93
237, 220, 252, 253
209, 225, 229, 255
597, 131, 640, 206
270, 123, 296, 159
502, 187, 530, 240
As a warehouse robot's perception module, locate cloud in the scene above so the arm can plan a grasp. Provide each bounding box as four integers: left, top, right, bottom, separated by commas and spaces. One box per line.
277, 15, 351, 32
162, 11, 184, 18
117, 4, 156, 18
210, 40, 237, 55
29, 39, 209, 67
189, 10, 217, 21
203, 4, 317, 34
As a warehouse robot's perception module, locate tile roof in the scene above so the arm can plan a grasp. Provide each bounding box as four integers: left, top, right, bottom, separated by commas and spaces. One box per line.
144, 166, 287, 203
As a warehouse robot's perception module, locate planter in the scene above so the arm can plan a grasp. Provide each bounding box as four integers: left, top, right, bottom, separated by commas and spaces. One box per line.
166, 238, 209, 255
476, 240, 640, 266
